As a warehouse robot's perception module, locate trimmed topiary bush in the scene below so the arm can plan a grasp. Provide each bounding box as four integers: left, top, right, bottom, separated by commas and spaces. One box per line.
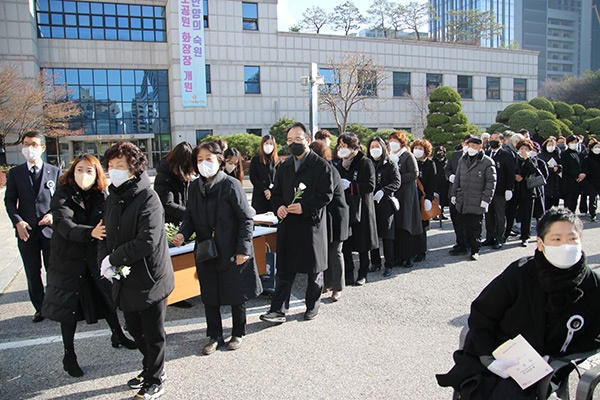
553, 102, 574, 119
496, 102, 536, 124
537, 110, 555, 121
424, 86, 470, 148
201, 133, 262, 158
269, 116, 297, 154
430, 86, 461, 103
589, 117, 600, 135
508, 109, 539, 133
573, 104, 586, 116
529, 97, 555, 113
537, 119, 562, 139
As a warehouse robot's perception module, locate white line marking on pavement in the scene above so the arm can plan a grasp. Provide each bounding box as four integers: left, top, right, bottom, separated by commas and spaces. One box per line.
0, 295, 304, 350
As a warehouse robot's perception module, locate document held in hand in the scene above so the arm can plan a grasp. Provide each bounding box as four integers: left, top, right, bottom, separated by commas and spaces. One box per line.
492, 334, 553, 389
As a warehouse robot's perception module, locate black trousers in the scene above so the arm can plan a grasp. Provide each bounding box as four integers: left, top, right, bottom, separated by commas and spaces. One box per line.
370, 238, 395, 268
204, 303, 246, 339
449, 203, 462, 245
325, 240, 344, 291
563, 191, 579, 213
415, 221, 429, 256
269, 270, 323, 313
343, 246, 369, 283
17, 232, 51, 312
485, 195, 506, 243
518, 197, 534, 241
123, 300, 167, 386
455, 213, 483, 254
503, 196, 519, 240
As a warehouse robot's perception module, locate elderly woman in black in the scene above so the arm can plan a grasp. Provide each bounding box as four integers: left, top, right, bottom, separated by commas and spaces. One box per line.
334, 133, 378, 286
366, 136, 401, 277
538, 137, 562, 211
42, 154, 135, 378
411, 139, 437, 262
249, 134, 280, 214
437, 207, 600, 399
173, 142, 261, 355
99, 142, 174, 400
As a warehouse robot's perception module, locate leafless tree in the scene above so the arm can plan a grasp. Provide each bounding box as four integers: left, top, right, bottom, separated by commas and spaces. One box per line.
406, 86, 435, 137
300, 6, 329, 34
331, 1, 366, 36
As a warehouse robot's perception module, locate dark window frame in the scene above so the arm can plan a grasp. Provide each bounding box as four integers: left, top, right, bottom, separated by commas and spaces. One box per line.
358, 69, 377, 97
242, 2, 259, 31
426, 73, 443, 89
513, 78, 527, 101
486, 77, 501, 100
244, 65, 261, 94
457, 75, 473, 99
393, 71, 411, 97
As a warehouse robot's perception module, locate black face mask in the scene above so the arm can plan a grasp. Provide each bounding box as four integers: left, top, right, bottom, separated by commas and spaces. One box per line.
289, 142, 306, 157
489, 140, 500, 149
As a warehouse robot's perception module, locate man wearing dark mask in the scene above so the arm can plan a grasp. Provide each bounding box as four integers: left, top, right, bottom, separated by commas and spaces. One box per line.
483, 132, 516, 249
450, 137, 496, 260
260, 123, 334, 324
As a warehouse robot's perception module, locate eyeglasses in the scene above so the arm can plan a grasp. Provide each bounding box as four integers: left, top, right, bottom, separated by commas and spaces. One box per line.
286, 137, 305, 145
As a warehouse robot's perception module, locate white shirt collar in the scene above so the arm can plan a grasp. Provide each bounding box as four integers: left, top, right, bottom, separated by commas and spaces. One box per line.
27, 160, 44, 171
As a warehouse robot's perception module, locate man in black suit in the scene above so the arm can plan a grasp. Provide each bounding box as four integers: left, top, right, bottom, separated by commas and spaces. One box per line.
484, 132, 516, 249
4, 131, 60, 322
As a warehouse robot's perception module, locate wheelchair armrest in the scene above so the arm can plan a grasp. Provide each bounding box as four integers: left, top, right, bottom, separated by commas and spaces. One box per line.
576, 363, 600, 400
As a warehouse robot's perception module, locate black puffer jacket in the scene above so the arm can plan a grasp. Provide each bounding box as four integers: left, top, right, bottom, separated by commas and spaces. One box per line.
98, 172, 174, 312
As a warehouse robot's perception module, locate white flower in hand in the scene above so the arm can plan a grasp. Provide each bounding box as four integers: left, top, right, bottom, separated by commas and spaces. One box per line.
298, 182, 306, 191
120, 266, 131, 278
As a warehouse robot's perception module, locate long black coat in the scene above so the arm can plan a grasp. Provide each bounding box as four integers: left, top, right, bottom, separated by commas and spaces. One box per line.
372, 157, 401, 239
98, 172, 174, 312
437, 253, 600, 399
179, 172, 261, 306
249, 155, 277, 214
334, 151, 378, 253
560, 148, 587, 195
433, 155, 449, 207
326, 166, 350, 243
538, 149, 562, 200
42, 184, 112, 324
153, 158, 188, 225
486, 147, 516, 195
586, 152, 600, 193
271, 150, 333, 274
395, 151, 423, 235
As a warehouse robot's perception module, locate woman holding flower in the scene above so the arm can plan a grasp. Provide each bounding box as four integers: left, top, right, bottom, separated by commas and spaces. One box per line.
98, 141, 174, 400
42, 154, 135, 378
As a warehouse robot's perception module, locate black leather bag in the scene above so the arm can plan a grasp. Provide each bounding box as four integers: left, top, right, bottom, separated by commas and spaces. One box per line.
526, 174, 546, 190
196, 237, 218, 263
347, 194, 362, 225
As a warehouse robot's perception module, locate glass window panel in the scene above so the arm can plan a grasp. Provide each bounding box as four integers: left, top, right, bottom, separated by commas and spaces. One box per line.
92, 28, 104, 40
155, 19, 165, 30
39, 26, 51, 38
107, 70, 121, 85
486, 77, 501, 99
130, 5, 141, 17
79, 15, 90, 26
121, 101, 133, 114
66, 27, 78, 38
155, 6, 165, 18
38, 12, 49, 24
118, 29, 130, 40
143, 18, 153, 29
105, 29, 117, 40
243, 21, 258, 30
79, 69, 93, 84
79, 27, 91, 39
67, 85, 79, 100
142, 6, 154, 17
77, 2, 89, 13
92, 15, 103, 27
95, 86, 108, 100
131, 17, 141, 29
143, 31, 155, 41
105, 16, 116, 28
457, 75, 473, 99
65, 69, 79, 84
121, 70, 134, 84
118, 17, 129, 28
65, 14, 77, 26
51, 26, 65, 38
51, 14, 63, 25
37, 0, 49, 12
157, 71, 168, 85
80, 86, 93, 99
90, 2, 103, 14
63, 1, 76, 13
50, 69, 65, 85
49, 0, 63, 12
93, 69, 107, 85
155, 31, 165, 42
117, 4, 128, 16
104, 3, 116, 15
242, 3, 258, 18
134, 71, 145, 85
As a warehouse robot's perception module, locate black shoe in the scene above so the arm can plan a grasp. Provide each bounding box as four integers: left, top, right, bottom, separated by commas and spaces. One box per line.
32, 311, 44, 323
260, 311, 286, 324
404, 259, 414, 268
521, 241, 528, 247
449, 248, 467, 256
470, 253, 480, 261
304, 308, 318, 320
492, 243, 503, 250
383, 268, 393, 277
413, 254, 425, 262
111, 331, 137, 350
482, 240, 496, 247
440, 214, 449, 220
135, 383, 164, 400
63, 350, 84, 377
368, 264, 381, 273
591, 215, 597, 222
202, 337, 225, 355
169, 300, 193, 308
128, 370, 167, 389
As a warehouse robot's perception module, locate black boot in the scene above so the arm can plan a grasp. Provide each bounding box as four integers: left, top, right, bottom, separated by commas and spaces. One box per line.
110, 329, 137, 349
63, 349, 84, 377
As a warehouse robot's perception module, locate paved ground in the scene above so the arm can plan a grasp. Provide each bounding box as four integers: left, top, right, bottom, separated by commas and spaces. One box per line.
2, 184, 600, 399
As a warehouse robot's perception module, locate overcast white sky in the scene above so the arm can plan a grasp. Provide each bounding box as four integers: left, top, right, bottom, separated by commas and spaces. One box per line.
277, 0, 414, 34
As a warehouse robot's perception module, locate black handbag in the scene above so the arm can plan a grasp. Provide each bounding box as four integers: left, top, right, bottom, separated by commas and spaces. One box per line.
196, 183, 222, 263
526, 174, 546, 190
347, 181, 362, 225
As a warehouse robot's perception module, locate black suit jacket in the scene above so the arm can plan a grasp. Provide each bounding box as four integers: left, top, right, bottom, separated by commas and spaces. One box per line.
486, 147, 516, 194
4, 162, 61, 239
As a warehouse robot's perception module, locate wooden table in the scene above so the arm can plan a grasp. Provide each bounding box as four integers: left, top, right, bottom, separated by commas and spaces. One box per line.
166, 227, 277, 305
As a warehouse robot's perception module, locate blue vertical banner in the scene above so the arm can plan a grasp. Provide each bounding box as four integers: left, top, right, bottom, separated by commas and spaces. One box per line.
179, 0, 207, 107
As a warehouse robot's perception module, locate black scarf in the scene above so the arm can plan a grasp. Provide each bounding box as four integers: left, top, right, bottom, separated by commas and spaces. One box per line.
534, 250, 587, 315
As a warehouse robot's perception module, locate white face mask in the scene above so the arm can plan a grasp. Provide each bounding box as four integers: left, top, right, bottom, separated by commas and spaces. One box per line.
546, 145, 555, 153
225, 163, 236, 173
325, 138, 331, 147
263, 144, 274, 155
467, 147, 479, 157
528, 151, 537, 158
569, 143, 579, 151
592, 148, 600, 155
75, 172, 96, 191
389, 142, 401, 152
413, 149, 425, 159
542, 242, 582, 269
370, 147, 383, 159
22, 146, 43, 163
198, 161, 219, 178
462, 146, 469, 154
337, 147, 352, 159
109, 169, 131, 188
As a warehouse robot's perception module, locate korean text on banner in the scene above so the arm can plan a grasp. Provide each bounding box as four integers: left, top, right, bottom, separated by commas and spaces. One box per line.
179, 0, 207, 107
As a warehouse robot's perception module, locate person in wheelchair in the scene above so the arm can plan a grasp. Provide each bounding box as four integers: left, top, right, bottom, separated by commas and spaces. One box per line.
437, 206, 600, 399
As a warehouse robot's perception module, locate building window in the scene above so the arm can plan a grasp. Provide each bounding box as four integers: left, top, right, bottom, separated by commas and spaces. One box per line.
486, 77, 501, 100
244, 66, 260, 94
36, 0, 167, 42
358, 70, 377, 96
242, 2, 258, 31
457, 75, 472, 99
206, 65, 211, 94
46, 68, 171, 137
514, 78, 527, 101
196, 129, 213, 143
319, 68, 339, 94
247, 129, 262, 136
203, 0, 209, 28
426, 73, 443, 89
393, 72, 411, 96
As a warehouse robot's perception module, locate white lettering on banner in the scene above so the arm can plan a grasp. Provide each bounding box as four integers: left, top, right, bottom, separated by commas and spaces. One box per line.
179, 0, 207, 107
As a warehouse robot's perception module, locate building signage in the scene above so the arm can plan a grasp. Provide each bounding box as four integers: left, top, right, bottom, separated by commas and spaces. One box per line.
179, 0, 207, 107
